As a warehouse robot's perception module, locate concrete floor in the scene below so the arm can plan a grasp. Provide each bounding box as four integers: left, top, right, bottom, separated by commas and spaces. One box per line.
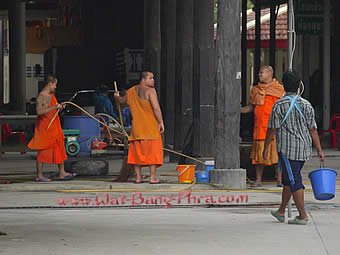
0, 206, 339, 255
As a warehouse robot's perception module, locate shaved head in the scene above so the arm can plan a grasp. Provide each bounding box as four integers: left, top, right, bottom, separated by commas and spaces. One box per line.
260, 65, 273, 74
259, 65, 274, 84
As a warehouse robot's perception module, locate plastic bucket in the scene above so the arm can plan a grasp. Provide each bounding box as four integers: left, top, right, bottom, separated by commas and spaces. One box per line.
177, 165, 195, 183
63, 116, 100, 156
308, 168, 337, 200
205, 160, 215, 172
195, 171, 210, 183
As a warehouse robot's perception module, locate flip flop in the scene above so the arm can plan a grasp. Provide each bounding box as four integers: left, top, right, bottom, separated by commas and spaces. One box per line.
271, 210, 285, 223
288, 217, 308, 225
277, 183, 283, 187
59, 173, 78, 180
35, 177, 52, 182
250, 182, 262, 187
134, 180, 143, 184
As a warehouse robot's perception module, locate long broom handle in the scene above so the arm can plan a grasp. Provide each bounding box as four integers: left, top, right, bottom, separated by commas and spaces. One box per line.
46, 109, 59, 130
163, 148, 205, 165
114, 81, 128, 137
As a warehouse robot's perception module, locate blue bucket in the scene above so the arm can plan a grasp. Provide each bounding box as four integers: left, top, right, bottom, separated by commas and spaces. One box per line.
308, 168, 337, 200
195, 171, 210, 183
205, 160, 214, 173
63, 116, 100, 156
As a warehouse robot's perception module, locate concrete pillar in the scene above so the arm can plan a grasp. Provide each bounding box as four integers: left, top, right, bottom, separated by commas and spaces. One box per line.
174, 0, 194, 151
192, 0, 215, 157
0, 20, 3, 104
144, 0, 161, 97
323, 0, 331, 130
215, 0, 241, 169
9, 0, 26, 112
160, 0, 176, 148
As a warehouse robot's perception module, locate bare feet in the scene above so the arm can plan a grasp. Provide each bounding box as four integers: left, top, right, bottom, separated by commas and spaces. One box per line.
149, 178, 160, 184
35, 176, 52, 182
59, 172, 77, 179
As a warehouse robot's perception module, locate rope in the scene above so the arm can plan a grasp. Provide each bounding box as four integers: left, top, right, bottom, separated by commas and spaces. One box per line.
62, 101, 125, 136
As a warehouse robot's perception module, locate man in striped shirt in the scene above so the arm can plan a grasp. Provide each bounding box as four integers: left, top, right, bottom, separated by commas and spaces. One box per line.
263, 71, 324, 225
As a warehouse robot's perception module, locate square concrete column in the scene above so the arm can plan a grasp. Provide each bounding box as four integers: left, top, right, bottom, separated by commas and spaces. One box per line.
9, 0, 26, 112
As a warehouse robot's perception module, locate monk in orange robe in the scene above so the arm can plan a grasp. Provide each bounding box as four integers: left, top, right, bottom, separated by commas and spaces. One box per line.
28, 75, 77, 182
114, 71, 164, 184
241, 66, 284, 187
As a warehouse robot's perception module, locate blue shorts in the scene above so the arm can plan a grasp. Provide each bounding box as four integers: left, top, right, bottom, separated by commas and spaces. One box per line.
279, 153, 305, 192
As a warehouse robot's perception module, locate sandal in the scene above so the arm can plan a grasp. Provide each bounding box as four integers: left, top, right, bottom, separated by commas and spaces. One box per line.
250, 182, 262, 187
271, 210, 285, 223
288, 217, 308, 225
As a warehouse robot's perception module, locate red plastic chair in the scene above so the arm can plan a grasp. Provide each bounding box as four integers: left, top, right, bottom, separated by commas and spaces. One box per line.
0, 114, 26, 155
322, 114, 340, 148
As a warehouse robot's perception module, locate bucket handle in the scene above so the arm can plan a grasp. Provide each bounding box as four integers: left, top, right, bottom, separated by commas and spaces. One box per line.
178, 166, 190, 177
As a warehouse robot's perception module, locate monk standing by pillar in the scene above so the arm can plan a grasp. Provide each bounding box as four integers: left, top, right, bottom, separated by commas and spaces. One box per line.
28, 75, 77, 182
241, 66, 284, 187
114, 71, 164, 184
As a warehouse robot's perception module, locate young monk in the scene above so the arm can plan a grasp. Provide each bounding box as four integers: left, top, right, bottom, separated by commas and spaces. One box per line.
28, 75, 77, 182
114, 71, 164, 184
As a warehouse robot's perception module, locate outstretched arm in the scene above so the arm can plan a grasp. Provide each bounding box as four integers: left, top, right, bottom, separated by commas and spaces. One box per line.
240, 104, 254, 114
149, 89, 164, 134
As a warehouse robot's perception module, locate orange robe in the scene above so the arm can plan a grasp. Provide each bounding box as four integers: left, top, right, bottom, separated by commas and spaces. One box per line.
126, 86, 163, 167
249, 79, 284, 165
28, 93, 67, 164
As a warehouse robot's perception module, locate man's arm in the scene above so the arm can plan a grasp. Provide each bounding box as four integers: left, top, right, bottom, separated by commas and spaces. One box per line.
148, 88, 164, 134
308, 128, 325, 162
263, 128, 277, 160
114, 92, 127, 104
240, 104, 254, 114
36, 95, 62, 116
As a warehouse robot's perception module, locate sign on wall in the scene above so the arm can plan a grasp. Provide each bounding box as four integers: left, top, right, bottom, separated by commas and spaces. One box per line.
295, 0, 324, 35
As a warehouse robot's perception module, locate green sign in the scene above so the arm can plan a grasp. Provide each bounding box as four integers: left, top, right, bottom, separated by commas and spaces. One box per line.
295, 0, 324, 35
296, 16, 323, 35
295, 0, 323, 16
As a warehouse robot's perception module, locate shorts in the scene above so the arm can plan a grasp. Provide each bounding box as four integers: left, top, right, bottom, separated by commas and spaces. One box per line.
279, 153, 305, 192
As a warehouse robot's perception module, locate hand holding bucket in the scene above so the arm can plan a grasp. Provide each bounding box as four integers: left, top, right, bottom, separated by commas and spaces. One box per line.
308, 161, 337, 201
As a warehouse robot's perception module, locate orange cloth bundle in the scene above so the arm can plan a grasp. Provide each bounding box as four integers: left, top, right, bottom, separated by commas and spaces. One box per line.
249, 79, 284, 106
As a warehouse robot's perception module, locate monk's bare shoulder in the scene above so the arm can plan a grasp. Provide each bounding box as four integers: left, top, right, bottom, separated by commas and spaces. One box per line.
146, 87, 157, 100
36, 93, 51, 110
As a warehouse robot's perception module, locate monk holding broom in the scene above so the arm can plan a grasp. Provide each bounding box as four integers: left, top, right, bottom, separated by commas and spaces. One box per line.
114, 71, 164, 184
28, 75, 77, 182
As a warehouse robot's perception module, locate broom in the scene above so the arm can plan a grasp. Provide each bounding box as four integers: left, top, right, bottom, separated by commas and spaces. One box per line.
112, 81, 135, 182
